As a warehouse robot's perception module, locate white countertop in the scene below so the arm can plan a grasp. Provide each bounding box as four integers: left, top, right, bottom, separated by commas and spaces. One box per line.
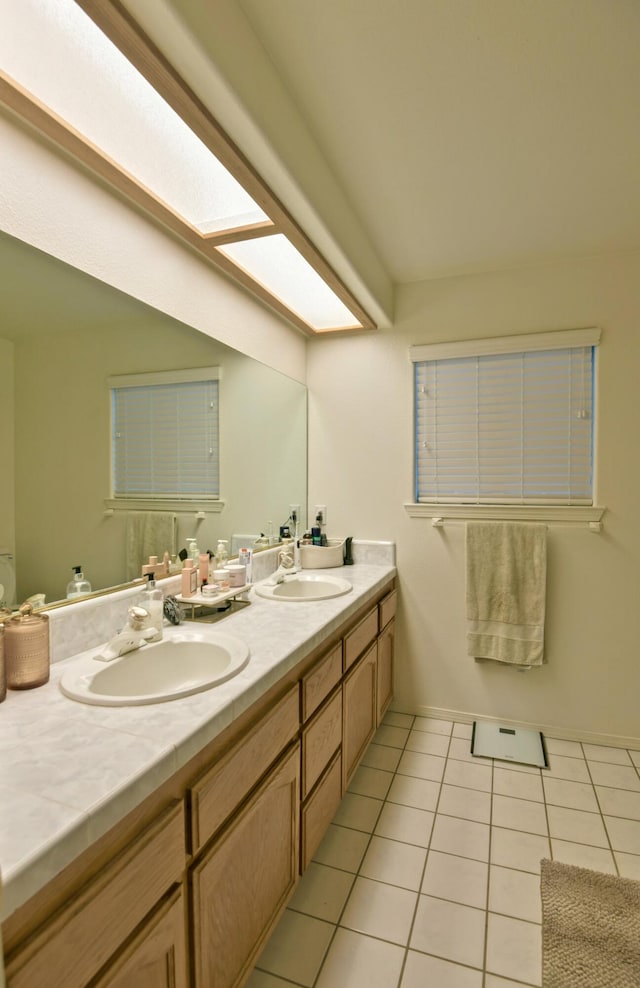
0, 558, 395, 922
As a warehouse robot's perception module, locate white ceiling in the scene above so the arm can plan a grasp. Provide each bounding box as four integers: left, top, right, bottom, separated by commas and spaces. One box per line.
235, 0, 640, 285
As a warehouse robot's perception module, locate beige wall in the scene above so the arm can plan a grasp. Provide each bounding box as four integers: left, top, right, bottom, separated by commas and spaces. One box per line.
0, 338, 15, 553
307, 252, 640, 745
14, 321, 306, 604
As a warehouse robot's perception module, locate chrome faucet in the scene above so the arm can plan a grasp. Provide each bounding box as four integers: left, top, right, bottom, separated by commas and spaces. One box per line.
95, 606, 159, 662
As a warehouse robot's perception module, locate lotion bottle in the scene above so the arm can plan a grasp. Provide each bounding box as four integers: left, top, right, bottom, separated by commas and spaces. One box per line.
181, 558, 197, 597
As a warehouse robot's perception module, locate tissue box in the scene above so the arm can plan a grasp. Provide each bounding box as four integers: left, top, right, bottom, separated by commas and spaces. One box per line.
299, 539, 345, 569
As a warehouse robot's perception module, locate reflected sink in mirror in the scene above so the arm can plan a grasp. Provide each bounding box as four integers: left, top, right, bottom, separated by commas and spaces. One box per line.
255, 573, 352, 602
59, 630, 249, 706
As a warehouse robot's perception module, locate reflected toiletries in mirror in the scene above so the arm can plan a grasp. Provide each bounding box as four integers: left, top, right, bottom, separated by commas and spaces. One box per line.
0, 232, 307, 607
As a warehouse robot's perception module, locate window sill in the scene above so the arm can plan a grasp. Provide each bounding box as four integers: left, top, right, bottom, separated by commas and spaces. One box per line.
104, 498, 225, 515
404, 503, 607, 531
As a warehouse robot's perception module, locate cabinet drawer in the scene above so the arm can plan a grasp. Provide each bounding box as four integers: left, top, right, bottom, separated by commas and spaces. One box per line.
300, 751, 342, 872
93, 887, 187, 988
190, 685, 299, 851
344, 606, 378, 671
301, 642, 342, 721
6, 802, 185, 988
378, 588, 397, 631
301, 688, 342, 799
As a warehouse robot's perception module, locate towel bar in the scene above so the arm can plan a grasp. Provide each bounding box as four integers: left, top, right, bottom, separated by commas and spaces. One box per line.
431, 516, 603, 533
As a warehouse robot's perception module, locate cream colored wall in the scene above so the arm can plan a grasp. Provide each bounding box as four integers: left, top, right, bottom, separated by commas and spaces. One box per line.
0, 338, 15, 553
13, 321, 305, 604
308, 252, 640, 745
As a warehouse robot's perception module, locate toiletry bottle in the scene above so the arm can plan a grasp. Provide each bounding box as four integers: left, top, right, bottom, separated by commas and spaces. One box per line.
215, 540, 229, 568
66, 565, 92, 599
181, 558, 197, 597
198, 552, 210, 587
139, 573, 163, 641
238, 547, 252, 583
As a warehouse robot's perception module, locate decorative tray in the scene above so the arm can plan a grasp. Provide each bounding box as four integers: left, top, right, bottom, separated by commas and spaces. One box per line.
174, 584, 252, 607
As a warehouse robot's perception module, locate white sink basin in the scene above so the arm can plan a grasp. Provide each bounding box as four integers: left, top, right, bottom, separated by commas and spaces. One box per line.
59, 631, 249, 706
255, 573, 352, 602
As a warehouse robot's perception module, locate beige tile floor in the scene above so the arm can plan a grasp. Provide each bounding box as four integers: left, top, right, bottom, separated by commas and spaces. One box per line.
247, 712, 640, 988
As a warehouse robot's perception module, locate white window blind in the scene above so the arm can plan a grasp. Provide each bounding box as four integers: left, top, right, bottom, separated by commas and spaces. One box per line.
412, 330, 599, 505
110, 367, 219, 499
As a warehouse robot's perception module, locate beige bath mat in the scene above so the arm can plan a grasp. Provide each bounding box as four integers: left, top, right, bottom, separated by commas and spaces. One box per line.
541, 858, 640, 987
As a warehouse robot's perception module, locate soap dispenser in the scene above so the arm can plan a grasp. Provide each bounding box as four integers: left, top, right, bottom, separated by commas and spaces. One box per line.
66, 565, 92, 599
138, 573, 163, 642
215, 540, 229, 568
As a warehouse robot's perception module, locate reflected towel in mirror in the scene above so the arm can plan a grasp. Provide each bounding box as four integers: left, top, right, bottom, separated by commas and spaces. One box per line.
126, 512, 176, 581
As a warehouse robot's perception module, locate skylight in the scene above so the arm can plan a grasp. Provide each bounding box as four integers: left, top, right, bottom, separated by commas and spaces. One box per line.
0, 0, 267, 234
0, 0, 371, 334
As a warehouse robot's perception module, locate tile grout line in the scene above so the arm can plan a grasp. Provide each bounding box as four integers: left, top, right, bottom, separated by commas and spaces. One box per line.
310, 712, 417, 988
395, 718, 452, 987
582, 740, 620, 876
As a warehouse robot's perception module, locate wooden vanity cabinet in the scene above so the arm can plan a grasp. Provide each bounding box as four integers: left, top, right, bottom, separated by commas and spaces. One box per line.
4, 802, 186, 988
190, 744, 300, 988
3, 577, 396, 988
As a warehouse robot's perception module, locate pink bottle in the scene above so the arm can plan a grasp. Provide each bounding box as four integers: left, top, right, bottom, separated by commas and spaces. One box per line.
181, 558, 197, 597
198, 552, 210, 587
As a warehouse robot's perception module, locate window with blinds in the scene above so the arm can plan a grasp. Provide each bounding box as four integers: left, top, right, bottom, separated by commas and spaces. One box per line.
110, 367, 220, 499
412, 329, 599, 505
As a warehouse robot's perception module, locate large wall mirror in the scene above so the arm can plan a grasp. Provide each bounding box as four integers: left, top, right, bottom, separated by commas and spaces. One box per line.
0, 231, 307, 607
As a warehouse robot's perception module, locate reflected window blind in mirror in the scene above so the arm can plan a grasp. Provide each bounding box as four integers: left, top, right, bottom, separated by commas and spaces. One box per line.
110, 367, 220, 500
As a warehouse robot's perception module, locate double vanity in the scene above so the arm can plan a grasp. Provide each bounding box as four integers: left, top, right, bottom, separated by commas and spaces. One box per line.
0, 546, 396, 987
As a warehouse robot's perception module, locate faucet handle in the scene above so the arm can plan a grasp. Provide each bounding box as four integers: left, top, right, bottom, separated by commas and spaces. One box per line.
128, 605, 149, 630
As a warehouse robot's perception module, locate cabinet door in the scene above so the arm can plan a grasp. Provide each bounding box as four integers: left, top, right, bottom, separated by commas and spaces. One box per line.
376, 619, 394, 725
191, 744, 300, 988
94, 889, 187, 988
342, 643, 377, 789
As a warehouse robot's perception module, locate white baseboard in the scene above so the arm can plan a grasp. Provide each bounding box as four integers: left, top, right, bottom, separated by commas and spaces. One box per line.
388, 703, 640, 752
